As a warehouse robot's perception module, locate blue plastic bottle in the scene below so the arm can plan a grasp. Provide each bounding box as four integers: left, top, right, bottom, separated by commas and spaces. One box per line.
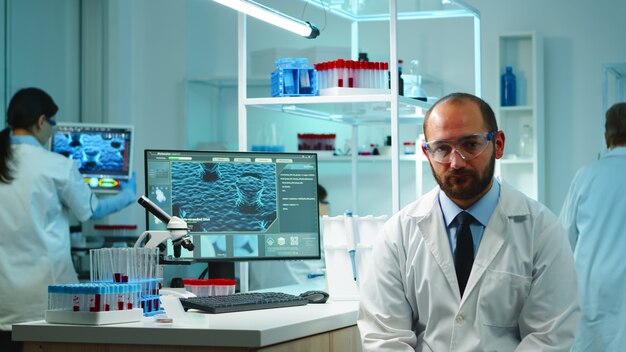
501, 66, 516, 106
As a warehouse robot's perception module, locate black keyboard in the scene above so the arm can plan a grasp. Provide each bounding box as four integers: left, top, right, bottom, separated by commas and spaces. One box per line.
180, 292, 308, 314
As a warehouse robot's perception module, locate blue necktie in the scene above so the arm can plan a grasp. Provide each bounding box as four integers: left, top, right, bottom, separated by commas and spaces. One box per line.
455, 211, 474, 297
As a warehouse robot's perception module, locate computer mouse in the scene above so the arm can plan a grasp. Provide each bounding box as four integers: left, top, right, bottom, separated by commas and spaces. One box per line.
299, 290, 329, 304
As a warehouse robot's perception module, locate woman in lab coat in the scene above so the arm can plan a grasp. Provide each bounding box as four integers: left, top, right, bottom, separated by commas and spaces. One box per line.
357, 93, 580, 351
0, 88, 136, 351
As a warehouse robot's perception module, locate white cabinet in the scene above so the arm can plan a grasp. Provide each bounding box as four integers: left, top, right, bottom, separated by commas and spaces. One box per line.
237, 0, 481, 214
496, 32, 544, 201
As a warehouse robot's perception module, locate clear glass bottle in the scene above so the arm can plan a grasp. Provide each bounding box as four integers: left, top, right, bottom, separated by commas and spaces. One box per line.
519, 125, 533, 158
407, 59, 427, 101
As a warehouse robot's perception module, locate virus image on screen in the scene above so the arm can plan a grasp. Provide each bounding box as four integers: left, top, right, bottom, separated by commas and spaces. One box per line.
171, 162, 277, 233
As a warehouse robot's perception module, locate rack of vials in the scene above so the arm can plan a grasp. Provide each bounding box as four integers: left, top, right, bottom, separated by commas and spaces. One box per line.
45, 248, 162, 325
314, 59, 389, 94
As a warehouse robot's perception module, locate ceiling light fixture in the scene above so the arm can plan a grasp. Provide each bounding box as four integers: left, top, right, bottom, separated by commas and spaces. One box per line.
211, 0, 320, 39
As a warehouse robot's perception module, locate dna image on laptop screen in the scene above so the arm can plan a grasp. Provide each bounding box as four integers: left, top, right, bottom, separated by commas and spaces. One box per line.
144, 150, 321, 261
50, 123, 134, 193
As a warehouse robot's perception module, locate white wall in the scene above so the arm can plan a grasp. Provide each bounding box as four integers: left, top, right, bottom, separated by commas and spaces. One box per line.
3, 0, 80, 123
98, 0, 188, 230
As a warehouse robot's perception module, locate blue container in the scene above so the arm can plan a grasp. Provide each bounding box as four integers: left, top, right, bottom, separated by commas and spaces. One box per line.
501, 66, 516, 106
271, 57, 318, 97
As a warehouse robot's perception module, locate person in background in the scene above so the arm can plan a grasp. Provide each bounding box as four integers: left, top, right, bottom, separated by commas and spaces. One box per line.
559, 102, 626, 352
318, 184, 329, 216
0, 88, 136, 351
358, 92, 580, 351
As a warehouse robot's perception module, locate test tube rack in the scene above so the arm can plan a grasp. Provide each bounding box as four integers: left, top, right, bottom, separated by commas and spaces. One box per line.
89, 248, 164, 317
46, 282, 144, 325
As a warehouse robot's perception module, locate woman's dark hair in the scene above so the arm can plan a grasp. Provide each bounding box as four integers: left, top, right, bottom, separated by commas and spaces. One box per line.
0, 88, 58, 183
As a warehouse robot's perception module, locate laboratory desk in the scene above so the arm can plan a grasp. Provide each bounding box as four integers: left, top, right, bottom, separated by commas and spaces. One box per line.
13, 300, 361, 352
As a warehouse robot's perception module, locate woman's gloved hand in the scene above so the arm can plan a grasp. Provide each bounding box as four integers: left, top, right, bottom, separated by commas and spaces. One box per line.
91, 172, 138, 220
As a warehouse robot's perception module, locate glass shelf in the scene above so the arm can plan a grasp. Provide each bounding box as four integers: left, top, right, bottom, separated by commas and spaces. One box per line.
500, 157, 534, 164
299, 0, 479, 22
316, 154, 426, 162
245, 94, 432, 125
500, 105, 533, 112
186, 76, 268, 88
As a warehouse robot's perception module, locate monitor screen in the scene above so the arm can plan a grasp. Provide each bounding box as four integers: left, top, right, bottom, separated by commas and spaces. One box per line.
144, 149, 321, 262
50, 123, 134, 193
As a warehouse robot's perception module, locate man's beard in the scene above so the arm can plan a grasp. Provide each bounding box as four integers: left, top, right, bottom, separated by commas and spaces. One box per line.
431, 151, 495, 201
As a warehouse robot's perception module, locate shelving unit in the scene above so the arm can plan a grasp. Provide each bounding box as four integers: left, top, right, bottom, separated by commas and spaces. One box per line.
237, 0, 481, 215
496, 32, 544, 201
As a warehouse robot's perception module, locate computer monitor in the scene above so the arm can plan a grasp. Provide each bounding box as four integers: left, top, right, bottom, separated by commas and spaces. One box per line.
50, 123, 134, 193
144, 149, 321, 271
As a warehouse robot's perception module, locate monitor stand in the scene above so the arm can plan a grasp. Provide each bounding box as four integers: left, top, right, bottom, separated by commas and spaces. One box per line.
207, 262, 235, 279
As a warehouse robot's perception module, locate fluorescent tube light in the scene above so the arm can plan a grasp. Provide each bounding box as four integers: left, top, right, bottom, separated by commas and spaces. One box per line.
212, 0, 319, 38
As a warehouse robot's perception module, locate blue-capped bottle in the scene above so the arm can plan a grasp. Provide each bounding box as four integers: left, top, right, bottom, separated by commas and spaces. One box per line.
501, 66, 516, 106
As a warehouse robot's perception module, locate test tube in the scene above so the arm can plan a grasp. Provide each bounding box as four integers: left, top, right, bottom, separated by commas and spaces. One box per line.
331, 60, 338, 88
47, 285, 57, 310
70, 285, 79, 312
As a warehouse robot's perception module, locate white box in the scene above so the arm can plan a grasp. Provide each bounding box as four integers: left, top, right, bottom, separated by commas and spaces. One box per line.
322, 215, 387, 300
45, 308, 143, 325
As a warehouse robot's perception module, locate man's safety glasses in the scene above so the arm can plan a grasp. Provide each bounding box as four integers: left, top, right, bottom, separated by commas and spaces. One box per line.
422, 131, 496, 164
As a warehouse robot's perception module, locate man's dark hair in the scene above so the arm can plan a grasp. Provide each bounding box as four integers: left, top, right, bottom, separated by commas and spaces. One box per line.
423, 92, 498, 140
605, 102, 626, 148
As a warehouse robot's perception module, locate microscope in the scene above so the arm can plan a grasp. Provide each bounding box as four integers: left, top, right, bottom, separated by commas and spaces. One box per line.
134, 195, 195, 258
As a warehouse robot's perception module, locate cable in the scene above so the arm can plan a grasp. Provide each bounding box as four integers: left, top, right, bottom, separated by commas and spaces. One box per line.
301, 0, 328, 33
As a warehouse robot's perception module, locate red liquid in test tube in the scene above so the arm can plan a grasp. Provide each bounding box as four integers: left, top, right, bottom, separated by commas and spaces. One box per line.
118, 291, 124, 310
337, 60, 344, 87
73, 294, 79, 312
348, 60, 354, 87
95, 294, 101, 312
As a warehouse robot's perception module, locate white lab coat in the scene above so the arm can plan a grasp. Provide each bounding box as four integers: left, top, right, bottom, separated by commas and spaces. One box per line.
0, 143, 95, 330
559, 147, 626, 352
358, 180, 580, 352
